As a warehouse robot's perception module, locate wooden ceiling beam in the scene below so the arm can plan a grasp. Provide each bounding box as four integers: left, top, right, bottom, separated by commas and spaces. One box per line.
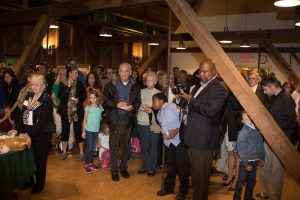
0, 0, 165, 26
166, 0, 300, 185
14, 15, 53, 78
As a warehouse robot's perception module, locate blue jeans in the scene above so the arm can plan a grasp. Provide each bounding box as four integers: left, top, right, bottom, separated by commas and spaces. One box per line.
84, 130, 98, 164
138, 124, 159, 172
234, 161, 257, 200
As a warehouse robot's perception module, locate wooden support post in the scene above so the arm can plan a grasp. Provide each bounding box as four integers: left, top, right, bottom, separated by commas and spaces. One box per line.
261, 39, 299, 86
138, 42, 167, 75
70, 24, 74, 58
166, 0, 300, 185
15, 15, 53, 78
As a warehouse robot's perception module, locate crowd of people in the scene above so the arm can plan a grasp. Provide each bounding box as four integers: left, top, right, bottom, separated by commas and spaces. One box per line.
0, 58, 300, 200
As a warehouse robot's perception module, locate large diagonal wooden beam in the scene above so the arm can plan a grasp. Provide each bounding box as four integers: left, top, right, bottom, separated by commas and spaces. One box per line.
166, 0, 300, 185
15, 15, 53, 79
0, 0, 165, 26
138, 42, 168, 75
261, 39, 299, 86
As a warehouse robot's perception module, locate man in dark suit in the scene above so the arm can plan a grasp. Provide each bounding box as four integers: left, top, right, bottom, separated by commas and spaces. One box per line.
179, 59, 227, 200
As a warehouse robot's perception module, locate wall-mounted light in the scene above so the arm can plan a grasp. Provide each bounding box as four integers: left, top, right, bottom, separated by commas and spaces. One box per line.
274, 0, 300, 7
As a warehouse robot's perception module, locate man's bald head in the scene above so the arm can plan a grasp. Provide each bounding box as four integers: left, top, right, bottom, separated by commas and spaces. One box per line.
198, 59, 217, 83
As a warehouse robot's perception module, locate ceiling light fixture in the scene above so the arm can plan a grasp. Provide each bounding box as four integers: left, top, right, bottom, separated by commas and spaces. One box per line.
99, 24, 112, 37
240, 39, 251, 48
176, 40, 186, 50
148, 30, 159, 46
219, 0, 232, 44
274, 0, 300, 7
240, 0, 251, 48
99, 11, 112, 37
295, 8, 300, 26
49, 19, 59, 29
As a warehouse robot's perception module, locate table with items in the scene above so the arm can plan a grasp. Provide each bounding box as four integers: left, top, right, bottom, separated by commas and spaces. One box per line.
0, 132, 34, 195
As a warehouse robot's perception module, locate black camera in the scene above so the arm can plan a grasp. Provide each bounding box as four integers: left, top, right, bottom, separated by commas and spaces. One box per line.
172, 84, 184, 95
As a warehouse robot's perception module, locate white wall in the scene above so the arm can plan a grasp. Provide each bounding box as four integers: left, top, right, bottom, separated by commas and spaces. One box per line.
170, 52, 300, 84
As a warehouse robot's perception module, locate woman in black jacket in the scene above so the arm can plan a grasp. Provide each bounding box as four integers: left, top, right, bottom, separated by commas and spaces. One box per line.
9, 74, 53, 194
58, 65, 86, 161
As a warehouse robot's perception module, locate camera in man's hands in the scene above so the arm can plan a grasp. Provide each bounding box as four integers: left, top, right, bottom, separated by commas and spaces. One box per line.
172, 84, 185, 95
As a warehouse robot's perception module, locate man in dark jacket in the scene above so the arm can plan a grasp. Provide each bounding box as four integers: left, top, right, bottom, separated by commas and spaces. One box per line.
256, 75, 296, 200
102, 62, 141, 181
179, 59, 227, 200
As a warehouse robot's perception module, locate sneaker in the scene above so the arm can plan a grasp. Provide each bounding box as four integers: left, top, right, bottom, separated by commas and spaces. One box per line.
84, 165, 92, 174
89, 163, 100, 171
60, 152, 67, 160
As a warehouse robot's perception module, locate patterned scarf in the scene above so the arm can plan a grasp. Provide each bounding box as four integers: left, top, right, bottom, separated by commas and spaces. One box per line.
67, 80, 78, 123
23, 95, 42, 125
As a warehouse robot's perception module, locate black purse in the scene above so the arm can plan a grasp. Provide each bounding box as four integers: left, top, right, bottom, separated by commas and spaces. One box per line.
36, 93, 56, 133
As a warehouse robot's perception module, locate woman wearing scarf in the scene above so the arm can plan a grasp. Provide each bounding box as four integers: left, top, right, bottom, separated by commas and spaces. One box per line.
58, 65, 86, 161
8, 74, 53, 194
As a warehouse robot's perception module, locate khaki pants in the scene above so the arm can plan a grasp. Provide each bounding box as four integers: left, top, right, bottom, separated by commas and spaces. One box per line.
259, 143, 284, 200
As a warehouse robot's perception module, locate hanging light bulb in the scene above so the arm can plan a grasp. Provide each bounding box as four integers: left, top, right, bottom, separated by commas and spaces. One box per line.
240, 0, 251, 48
219, 26, 232, 44
99, 24, 112, 37
295, 12, 300, 26
240, 39, 251, 48
50, 20, 59, 29
148, 30, 159, 46
219, 0, 232, 44
176, 40, 186, 50
274, 0, 300, 7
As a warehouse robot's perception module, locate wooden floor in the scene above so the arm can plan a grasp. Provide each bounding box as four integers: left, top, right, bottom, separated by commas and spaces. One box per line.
15, 149, 300, 200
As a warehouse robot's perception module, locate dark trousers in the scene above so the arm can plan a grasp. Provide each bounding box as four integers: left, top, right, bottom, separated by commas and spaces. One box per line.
164, 142, 189, 194
84, 130, 98, 164
138, 124, 159, 172
60, 115, 83, 143
110, 115, 132, 171
189, 148, 214, 200
234, 161, 257, 200
31, 138, 51, 187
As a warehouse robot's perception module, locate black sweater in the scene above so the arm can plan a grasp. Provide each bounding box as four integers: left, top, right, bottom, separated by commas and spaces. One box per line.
17, 92, 53, 140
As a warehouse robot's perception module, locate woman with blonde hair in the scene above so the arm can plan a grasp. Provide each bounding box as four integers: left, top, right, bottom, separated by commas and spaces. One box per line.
9, 74, 54, 194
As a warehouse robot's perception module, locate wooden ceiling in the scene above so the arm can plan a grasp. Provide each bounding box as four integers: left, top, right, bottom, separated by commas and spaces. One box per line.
0, 0, 298, 40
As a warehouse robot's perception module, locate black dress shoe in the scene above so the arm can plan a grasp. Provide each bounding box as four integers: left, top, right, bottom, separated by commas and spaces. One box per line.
176, 192, 186, 200
120, 170, 130, 178
157, 189, 173, 196
137, 169, 146, 174
31, 185, 44, 194
111, 171, 119, 181
147, 171, 155, 177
